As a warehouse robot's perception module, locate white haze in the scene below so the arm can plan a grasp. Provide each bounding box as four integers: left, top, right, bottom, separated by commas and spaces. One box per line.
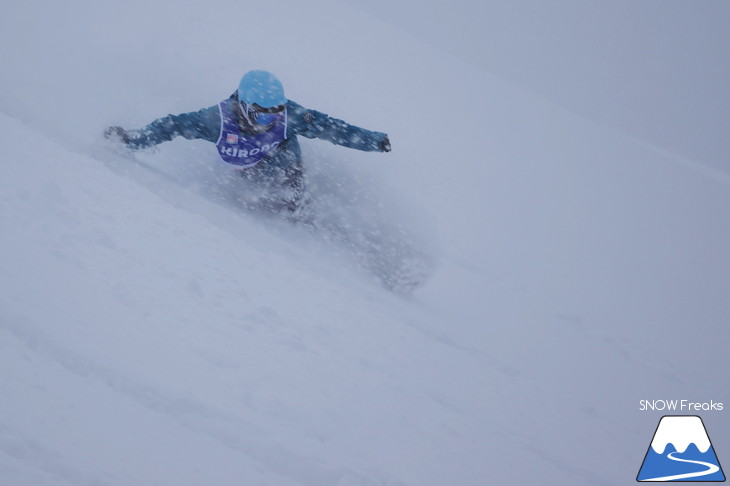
1, 1, 728, 485
346, 0, 730, 170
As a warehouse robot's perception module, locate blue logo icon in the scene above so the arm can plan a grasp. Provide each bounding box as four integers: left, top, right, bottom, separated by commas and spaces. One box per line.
638, 415, 725, 482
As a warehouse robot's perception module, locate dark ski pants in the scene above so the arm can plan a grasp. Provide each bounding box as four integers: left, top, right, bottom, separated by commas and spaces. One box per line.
238, 160, 305, 213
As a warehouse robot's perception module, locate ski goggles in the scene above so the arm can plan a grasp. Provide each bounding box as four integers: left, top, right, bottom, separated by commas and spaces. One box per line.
239, 101, 285, 126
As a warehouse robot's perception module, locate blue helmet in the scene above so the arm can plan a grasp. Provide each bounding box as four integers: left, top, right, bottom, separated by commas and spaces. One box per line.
237, 70, 286, 108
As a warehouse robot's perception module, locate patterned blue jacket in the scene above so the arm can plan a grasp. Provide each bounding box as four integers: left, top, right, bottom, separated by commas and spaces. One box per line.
126, 94, 389, 172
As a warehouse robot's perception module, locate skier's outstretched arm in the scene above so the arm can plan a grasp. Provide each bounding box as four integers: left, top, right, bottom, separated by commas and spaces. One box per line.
106, 106, 220, 149
287, 101, 391, 152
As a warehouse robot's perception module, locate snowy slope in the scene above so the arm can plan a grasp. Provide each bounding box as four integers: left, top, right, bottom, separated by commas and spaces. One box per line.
343, 0, 730, 171
2, 1, 729, 485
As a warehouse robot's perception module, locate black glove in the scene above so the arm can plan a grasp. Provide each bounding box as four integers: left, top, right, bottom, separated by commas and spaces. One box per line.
380, 136, 391, 153
104, 126, 131, 145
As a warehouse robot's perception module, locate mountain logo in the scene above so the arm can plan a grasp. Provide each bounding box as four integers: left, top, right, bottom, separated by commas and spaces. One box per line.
637, 415, 725, 482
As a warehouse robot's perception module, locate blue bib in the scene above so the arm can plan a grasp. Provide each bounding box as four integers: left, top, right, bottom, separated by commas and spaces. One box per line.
215, 100, 287, 168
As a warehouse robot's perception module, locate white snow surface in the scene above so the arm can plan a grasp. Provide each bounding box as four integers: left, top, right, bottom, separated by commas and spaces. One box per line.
1, 1, 729, 485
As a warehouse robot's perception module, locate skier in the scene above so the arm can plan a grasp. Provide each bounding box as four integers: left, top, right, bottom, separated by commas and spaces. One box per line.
105, 70, 391, 212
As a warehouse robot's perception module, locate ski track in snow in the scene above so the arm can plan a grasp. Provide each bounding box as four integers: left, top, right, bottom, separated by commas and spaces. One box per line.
0, 317, 375, 486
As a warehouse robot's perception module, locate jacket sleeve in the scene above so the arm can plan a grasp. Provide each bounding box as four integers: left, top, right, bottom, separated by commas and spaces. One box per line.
126, 105, 221, 149
286, 100, 388, 152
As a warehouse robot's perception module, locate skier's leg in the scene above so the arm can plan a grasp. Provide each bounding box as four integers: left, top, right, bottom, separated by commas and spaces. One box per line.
237, 159, 305, 214
279, 161, 306, 213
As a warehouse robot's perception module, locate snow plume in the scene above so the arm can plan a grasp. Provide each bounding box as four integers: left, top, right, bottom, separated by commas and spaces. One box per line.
296, 150, 438, 292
